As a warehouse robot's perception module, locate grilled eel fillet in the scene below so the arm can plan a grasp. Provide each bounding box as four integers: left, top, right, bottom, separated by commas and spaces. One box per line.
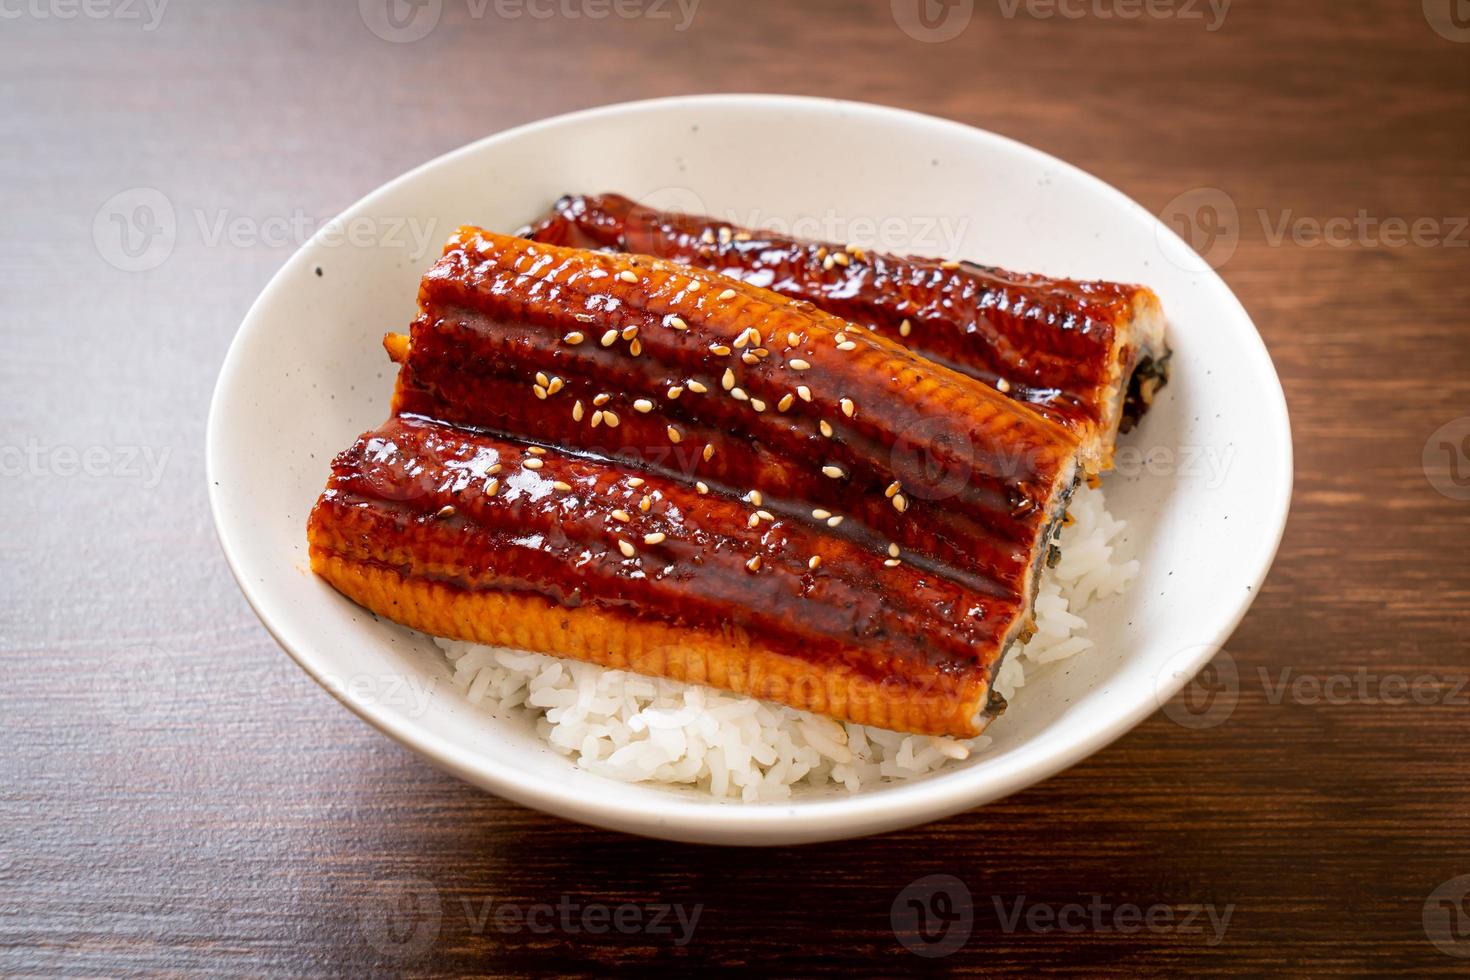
391, 228, 1081, 601
310, 416, 1029, 736
313, 229, 1084, 735
523, 192, 1171, 473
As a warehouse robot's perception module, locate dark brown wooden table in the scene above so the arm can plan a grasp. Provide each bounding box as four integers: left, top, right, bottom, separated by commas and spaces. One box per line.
5, 0, 1469, 974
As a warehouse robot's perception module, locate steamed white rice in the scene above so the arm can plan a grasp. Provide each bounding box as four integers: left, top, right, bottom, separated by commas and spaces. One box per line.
436, 484, 1138, 801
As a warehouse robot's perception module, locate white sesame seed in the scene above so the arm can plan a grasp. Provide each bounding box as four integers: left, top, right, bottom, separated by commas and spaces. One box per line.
748, 513, 760, 528
628, 477, 645, 487
617, 539, 636, 557
757, 510, 774, 521
840, 398, 855, 418
837, 341, 857, 351
534, 384, 547, 400
778, 393, 794, 412
702, 444, 714, 462
565, 331, 585, 344
644, 532, 667, 545
611, 509, 631, 522
594, 394, 611, 406
712, 345, 732, 357
731, 387, 749, 402
619, 270, 639, 283
745, 555, 762, 572
893, 493, 909, 513
603, 411, 620, 428
885, 480, 902, 498
667, 425, 682, 444
487, 478, 499, 495
884, 558, 902, 567
734, 231, 752, 242
629, 339, 643, 357
827, 515, 844, 528
536, 371, 550, 387
667, 386, 683, 399
796, 385, 812, 402
600, 329, 618, 347
819, 420, 833, 437
547, 377, 564, 395
687, 380, 708, 394
941, 260, 960, 270
719, 227, 732, 245
668, 315, 689, 331
528, 447, 547, 455
719, 288, 737, 301
633, 399, 654, 413
741, 352, 760, 365
553, 481, 573, 492
822, 464, 844, 479
524, 458, 544, 470
751, 396, 767, 412
834, 332, 847, 344
639, 495, 652, 513
621, 325, 638, 341
687, 281, 701, 292
437, 505, 456, 518
789, 359, 811, 371
487, 464, 502, 475
701, 228, 716, 244
696, 482, 709, 494
787, 332, 801, 347
735, 327, 757, 347
833, 251, 850, 267
721, 368, 735, 390
815, 246, 828, 260
749, 490, 763, 506
997, 378, 1012, 393
590, 410, 604, 428
822, 255, 835, 271
808, 555, 822, 570
888, 543, 901, 557
899, 318, 912, 338
573, 400, 584, 422
812, 509, 831, 520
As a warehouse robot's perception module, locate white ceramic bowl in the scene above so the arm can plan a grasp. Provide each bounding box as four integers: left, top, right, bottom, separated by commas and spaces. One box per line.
207, 95, 1291, 845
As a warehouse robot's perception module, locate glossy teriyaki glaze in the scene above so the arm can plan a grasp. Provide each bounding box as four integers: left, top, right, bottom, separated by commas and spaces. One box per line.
524, 192, 1169, 466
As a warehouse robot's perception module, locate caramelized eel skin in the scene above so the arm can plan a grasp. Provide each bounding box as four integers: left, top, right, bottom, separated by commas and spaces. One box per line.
391, 229, 1081, 621
524, 193, 1169, 468
308, 416, 998, 736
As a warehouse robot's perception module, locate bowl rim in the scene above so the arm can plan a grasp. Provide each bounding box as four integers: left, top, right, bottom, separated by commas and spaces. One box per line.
206, 93, 1293, 845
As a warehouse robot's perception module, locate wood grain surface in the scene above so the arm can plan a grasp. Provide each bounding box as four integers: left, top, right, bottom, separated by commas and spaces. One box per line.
3, 0, 1469, 974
